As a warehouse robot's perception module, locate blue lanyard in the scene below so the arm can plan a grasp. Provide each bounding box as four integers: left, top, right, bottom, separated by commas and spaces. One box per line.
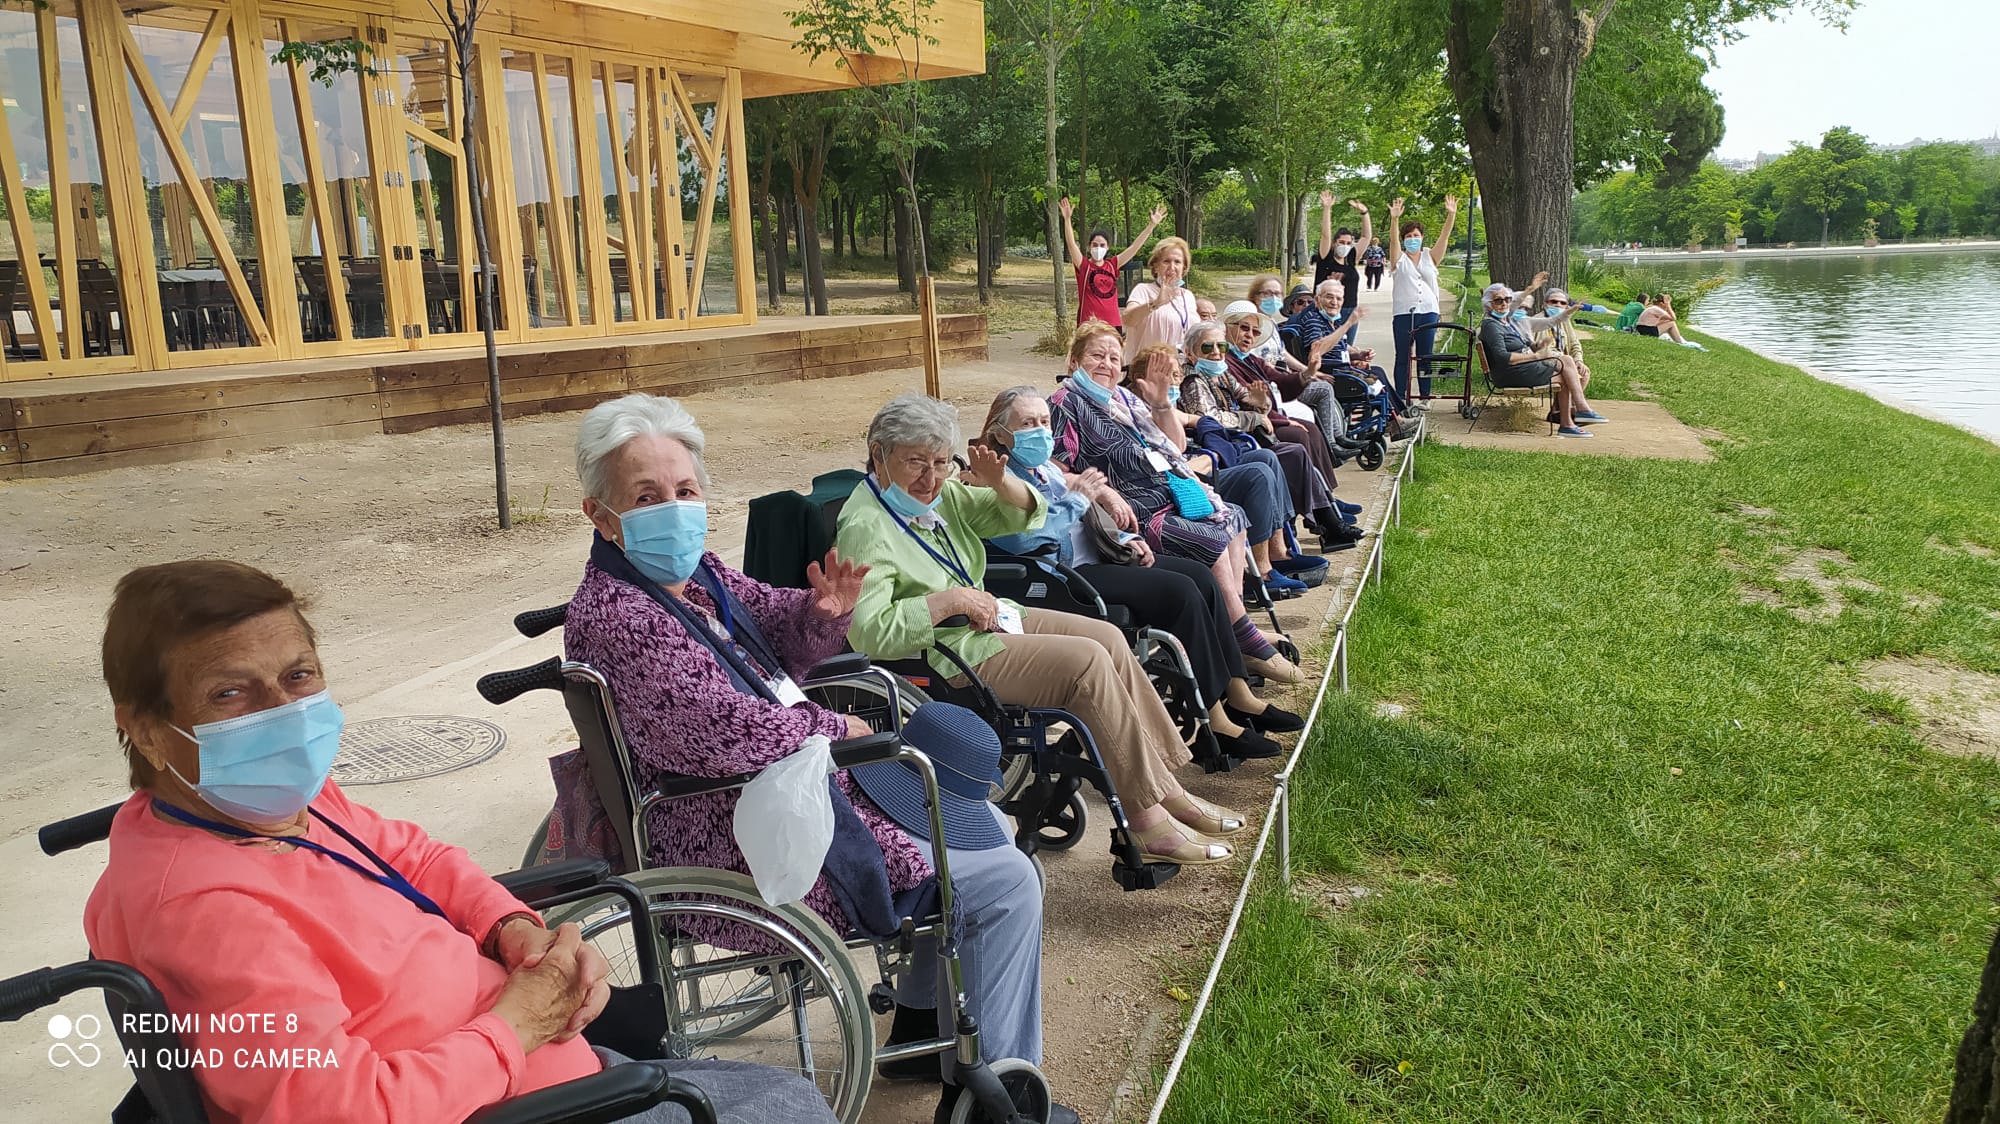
687, 563, 778, 681
867, 478, 975, 587
154, 800, 448, 920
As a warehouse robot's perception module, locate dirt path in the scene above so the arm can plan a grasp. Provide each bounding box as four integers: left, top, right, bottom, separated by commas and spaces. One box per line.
0, 296, 1409, 1121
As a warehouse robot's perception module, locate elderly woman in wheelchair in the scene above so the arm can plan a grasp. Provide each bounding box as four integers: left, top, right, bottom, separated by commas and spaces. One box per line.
76, 559, 829, 1124
977, 384, 1303, 762
834, 393, 1248, 868
559, 394, 1076, 1124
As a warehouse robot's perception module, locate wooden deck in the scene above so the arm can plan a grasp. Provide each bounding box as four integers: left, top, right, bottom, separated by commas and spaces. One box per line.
0, 313, 987, 478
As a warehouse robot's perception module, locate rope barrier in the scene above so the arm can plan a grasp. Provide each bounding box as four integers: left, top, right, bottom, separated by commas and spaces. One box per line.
1143, 426, 1420, 1124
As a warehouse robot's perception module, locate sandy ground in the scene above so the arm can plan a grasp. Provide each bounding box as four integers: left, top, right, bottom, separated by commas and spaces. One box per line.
1424, 399, 1715, 461
0, 272, 1412, 1122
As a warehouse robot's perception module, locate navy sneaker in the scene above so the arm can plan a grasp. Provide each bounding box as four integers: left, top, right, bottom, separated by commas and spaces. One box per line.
1556, 425, 1594, 439
1264, 570, 1309, 596
1571, 410, 1608, 424
1334, 499, 1362, 515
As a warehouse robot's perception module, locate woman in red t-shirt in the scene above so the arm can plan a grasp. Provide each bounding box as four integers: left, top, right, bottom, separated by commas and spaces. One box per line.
1060, 194, 1165, 328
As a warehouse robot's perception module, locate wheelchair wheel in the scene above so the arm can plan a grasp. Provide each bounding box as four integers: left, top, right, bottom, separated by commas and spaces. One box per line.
1148, 664, 1205, 748
1035, 791, 1089, 851
806, 673, 930, 734
1358, 436, 1387, 472
946, 1057, 1053, 1124
545, 867, 876, 1124
519, 811, 553, 870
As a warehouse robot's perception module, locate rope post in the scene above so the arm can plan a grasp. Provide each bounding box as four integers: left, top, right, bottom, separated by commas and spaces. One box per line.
1335, 623, 1349, 693
1274, 772, 1292, 888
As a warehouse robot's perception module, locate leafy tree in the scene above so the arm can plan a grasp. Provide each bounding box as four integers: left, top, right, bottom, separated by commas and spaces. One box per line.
1335, 0, 1852, 288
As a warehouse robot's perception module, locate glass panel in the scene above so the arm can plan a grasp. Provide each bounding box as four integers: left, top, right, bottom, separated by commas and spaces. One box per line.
386, 33, 498, 335
264, 17, 389, 342
499, 48, 577, 329
704, 134, 737, 316
672, 92, 706, 313
0, 4, 129, 361
594, 62, 645, 322
126, 6, 265, 351
650, 76, 682, 321
543, 55, 590, 325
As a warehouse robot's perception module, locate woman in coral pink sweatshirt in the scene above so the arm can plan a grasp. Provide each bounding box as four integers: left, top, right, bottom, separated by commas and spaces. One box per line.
83, 558, 832, 1124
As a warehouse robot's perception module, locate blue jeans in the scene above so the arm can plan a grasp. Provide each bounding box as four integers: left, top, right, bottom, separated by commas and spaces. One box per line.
1392, 311, 1440, 401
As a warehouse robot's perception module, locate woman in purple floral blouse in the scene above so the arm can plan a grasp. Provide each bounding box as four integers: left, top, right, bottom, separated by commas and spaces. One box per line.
560, 393, 1065, 1120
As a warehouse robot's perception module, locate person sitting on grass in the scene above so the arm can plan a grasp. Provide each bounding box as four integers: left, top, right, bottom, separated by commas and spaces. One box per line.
1476, 282, 1604, 439
1636, 293, 1707, 350
1615, 292, 1650, 332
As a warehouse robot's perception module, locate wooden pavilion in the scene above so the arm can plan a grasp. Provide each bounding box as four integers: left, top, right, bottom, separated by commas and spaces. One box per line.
0, 0, 986, 474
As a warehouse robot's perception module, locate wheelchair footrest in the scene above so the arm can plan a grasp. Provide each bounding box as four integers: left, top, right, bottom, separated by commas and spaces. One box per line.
1113, 860, 1181, 892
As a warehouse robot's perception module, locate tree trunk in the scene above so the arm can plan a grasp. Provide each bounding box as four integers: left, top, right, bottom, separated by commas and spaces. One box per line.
448, 12, 508, 529
974, 193, 990, 305
987, 191, 1006, 276
827, 194, 843, 263
1444, 0, 1589, 291
892, 189, 916, 294
754, 145, 783, 310
1041, 39, 1067, 335
847, 199, 860, 257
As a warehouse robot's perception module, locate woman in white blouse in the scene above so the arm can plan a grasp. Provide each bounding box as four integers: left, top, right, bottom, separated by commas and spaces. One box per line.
1385, 195, 1457, 404
1124, 237, 1200, 362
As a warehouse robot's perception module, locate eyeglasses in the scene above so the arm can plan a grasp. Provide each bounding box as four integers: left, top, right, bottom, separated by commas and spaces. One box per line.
1196, 342, 1226, 355
896, 454, 959, 481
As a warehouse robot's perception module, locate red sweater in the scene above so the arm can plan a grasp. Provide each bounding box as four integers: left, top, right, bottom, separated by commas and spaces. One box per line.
84, 784, 598, 1124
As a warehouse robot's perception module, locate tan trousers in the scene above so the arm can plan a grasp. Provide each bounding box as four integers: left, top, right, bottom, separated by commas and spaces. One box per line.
965, 608, 1192, 810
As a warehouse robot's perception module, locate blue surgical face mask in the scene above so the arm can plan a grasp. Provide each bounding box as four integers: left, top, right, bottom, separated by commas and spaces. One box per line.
1069, 367, 1112, 404
1194, 357, 1227, 377
1168, 384, 1182, 405
1510, 309, 1529, 323
168, 691, 345, 822
1010, 426, 1054, 469
1258, 296, 1282, 316
619, 500, 709, 585
878, 479, 941, 520
1227, 343, 1248, 359
1402, 236, 1423, 254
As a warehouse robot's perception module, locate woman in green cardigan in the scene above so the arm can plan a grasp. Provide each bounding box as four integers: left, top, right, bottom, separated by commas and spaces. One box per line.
835, 394, 1245, 867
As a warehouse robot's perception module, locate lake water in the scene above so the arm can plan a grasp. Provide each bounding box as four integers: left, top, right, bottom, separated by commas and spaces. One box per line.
1632, 250, 2000, 444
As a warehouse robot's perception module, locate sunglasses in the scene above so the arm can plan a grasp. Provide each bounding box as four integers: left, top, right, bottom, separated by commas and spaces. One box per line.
1196, 342, 1226, 355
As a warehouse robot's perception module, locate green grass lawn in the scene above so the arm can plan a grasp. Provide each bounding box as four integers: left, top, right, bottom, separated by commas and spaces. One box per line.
1165, 327, 2000, 1122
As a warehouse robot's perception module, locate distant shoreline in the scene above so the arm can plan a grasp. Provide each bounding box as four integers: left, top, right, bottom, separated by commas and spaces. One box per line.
1589, 240, 2000, 264
1694, 327, 2000, 449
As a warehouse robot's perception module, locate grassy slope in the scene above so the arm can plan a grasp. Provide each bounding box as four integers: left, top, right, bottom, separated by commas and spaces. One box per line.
1165, 327, 2000, 1122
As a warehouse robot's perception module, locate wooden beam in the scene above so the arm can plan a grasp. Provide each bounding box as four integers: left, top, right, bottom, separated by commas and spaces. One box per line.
37, 12, 81, 363
0, 68, 64, 360
528, 50, 580, 327
667, 72, 714, 174
230, 0, 300, 354
167, 9, 231, 135
726, 68, 754, 320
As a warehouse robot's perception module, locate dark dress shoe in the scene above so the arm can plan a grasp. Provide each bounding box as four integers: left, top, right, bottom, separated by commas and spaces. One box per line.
1228, 702, 1305, 732
1219, 727, 1283, 759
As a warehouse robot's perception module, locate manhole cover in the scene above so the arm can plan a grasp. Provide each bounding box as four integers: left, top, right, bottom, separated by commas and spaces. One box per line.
331, 715, 507, 786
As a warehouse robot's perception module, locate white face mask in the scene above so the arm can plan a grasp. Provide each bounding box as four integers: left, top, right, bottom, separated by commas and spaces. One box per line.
1335, 243, 1354, 259
1089, 245, 1107, 262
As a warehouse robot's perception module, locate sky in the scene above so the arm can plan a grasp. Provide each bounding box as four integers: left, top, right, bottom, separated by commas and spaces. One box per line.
1705, 0, 2000, 160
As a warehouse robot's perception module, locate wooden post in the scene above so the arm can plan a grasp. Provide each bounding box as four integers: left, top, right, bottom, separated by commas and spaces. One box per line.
917, 273, 941, 398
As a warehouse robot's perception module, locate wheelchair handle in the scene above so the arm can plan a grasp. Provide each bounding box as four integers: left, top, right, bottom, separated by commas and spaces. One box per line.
0, 960, 162, 1024
514, 604, 569, 638
478, 657, 566, 705
39, 802, 120, 856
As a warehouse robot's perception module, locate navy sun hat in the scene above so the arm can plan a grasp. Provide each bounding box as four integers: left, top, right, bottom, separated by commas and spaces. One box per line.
848, 702, 1010, 851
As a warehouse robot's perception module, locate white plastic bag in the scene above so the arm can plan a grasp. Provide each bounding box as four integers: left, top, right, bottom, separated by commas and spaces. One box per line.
733, 735, 835, 905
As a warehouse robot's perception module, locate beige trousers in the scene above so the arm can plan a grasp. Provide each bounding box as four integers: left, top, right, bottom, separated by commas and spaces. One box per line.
965, 608, 1192, 810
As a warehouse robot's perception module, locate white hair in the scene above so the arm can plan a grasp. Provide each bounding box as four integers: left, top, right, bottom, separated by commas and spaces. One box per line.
1183, 319, 1224, 356
1482, 282, 1513, 307
574, 393, 708, 501
866, 394, 961, 467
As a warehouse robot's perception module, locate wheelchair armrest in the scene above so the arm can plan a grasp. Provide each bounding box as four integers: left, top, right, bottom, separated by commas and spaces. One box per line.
478, 657, 566, 705
829, 732, 904, 771
462, 1064, 716, 1124
493, 859, 612, 908
985, 563, 1028, 582
39, 803, 121, 856
1104, 604, 1132, 629
801, 651, 874, 686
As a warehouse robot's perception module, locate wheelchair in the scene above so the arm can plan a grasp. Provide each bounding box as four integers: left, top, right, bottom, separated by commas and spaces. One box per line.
12, 807, 717, 1124
478, 637, 1077, 1124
